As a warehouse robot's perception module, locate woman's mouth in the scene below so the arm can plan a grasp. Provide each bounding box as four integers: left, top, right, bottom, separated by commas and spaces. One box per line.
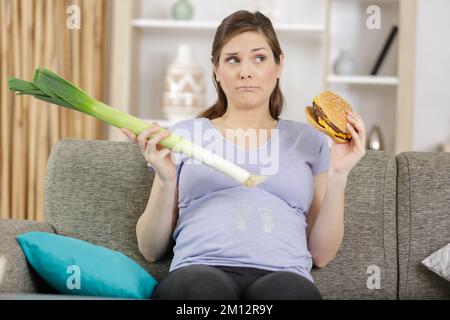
236, 86, 259, 92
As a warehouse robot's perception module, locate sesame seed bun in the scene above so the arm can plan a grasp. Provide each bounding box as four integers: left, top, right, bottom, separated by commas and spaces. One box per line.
305, 91, 353, 144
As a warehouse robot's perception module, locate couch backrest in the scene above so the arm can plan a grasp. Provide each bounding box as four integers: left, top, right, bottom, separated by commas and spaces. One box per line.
44, 139, 171, 281
397, 152, 450, 299
311, 151, 398, 299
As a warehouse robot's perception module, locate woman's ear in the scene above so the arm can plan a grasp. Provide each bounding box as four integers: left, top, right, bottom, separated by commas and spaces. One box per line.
213, 66, 220, 82
277, 53, 285, 79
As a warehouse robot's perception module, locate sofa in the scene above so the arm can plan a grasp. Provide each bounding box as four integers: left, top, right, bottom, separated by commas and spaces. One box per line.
0, 139, 449, 299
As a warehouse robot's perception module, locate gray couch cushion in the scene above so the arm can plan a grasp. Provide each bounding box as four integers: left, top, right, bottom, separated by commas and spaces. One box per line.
311, 151, 398, 299
44, 139, 171, 282
0, 219, 56, 293
397, 152, 450, 299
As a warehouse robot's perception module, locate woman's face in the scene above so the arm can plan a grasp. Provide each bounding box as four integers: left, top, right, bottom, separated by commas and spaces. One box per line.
214, 31, 284, 111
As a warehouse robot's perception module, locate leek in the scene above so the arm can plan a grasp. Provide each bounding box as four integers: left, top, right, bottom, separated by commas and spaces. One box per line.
8, 67, 264, 187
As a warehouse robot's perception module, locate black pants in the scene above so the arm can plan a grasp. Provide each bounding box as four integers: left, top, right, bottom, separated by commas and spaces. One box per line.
151, 264, 323, 300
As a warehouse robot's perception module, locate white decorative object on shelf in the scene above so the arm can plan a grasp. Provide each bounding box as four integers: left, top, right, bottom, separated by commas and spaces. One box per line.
162, 44, 206, 121
333, 50, 355, 75
171, 0, 194, 20
367, 125, 384, 151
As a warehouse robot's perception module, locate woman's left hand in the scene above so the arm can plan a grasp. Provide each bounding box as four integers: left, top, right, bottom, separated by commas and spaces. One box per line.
329, 110, 367, 177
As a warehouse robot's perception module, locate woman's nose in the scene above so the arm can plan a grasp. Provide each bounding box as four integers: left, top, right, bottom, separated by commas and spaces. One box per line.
240, 73, 252, 79
239, 60, 253, 79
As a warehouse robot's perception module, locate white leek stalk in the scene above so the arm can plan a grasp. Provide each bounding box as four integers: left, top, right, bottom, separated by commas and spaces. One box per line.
8, 67, 264, 187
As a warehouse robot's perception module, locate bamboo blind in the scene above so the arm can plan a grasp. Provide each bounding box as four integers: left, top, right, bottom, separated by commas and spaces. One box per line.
0, 0, 107, 221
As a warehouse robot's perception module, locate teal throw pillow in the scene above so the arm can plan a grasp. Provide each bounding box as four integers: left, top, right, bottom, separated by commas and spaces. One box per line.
16, 232, 157, 299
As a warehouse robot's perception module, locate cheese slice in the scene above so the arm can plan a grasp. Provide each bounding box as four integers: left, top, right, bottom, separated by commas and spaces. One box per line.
317, 118, 351, 140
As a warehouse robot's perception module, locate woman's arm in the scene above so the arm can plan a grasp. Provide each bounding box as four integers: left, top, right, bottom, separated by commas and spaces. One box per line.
136, 175, 179, 262
307, 110, 366, 268
307, 170, 347, 268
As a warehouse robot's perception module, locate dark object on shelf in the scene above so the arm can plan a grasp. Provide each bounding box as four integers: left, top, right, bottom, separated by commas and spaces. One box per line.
371, 25, 398, 75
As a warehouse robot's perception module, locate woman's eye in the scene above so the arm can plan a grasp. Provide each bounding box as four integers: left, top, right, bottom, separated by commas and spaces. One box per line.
226, 57, 239, 64
226, 55, 266, 64
255, 55, 266, 63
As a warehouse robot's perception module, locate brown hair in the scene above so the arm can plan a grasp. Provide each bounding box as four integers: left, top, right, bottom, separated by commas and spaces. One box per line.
197, 10, 284, 120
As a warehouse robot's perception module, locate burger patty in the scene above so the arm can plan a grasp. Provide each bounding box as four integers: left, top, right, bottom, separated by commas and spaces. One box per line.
312, 102, 348, 136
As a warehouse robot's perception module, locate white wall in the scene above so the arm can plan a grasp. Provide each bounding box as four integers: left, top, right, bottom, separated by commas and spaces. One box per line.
412, 0, 450, 151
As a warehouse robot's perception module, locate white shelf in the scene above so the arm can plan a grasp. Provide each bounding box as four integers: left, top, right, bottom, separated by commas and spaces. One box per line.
327, 75, 399, 85
132, 19, 325, 33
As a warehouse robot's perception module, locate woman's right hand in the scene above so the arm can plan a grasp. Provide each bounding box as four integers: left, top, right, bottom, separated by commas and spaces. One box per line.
121, 123, 177, 183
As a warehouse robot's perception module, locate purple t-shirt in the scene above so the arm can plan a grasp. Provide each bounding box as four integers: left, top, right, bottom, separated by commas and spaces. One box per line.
165, 117, 330, 282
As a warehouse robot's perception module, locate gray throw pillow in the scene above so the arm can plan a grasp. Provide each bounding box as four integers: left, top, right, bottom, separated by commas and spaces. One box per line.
421, 243, 450, 282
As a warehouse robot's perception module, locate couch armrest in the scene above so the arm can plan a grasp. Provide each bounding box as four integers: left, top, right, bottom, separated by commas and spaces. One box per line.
397, 152, 450, 299
0, 219, 56, 293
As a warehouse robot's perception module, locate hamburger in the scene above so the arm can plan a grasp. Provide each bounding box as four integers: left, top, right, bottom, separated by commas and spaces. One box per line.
305, 91, 353, 144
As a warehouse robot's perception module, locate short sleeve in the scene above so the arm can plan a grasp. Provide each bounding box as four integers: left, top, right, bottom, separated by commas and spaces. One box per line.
311, 132, 330, 176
